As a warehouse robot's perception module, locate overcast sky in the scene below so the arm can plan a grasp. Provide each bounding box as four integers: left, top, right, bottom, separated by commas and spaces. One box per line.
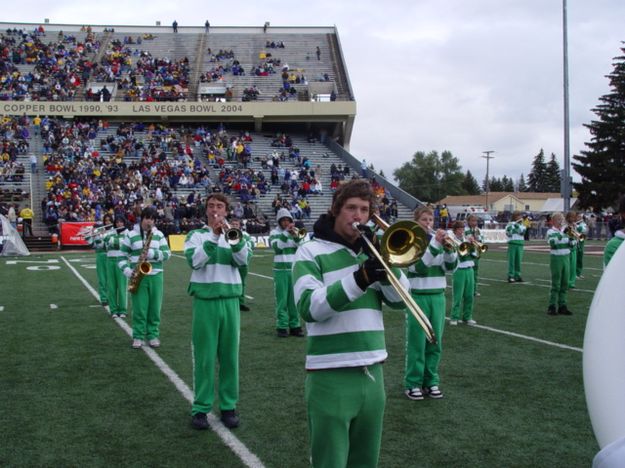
7, 0, 625, 185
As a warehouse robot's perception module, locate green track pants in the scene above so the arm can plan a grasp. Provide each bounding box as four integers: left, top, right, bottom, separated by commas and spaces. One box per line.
130, 273, 163, 340
96, 251, 108, 303
191, 296, 240, 415
404, 293, 446, 389
452, 268, 475, 321
306, 364, 385, 468
274, 269, 300, 329
106, 257, 127, 315
576, 243, 585, 276
507, 243, 524, 280
568, 249, 577, 288
239, 265, 248, 305
549, 255, 569, 307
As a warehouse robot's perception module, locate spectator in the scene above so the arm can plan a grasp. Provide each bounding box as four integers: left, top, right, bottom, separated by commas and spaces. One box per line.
19, 205, 34, 236
204, 20, 210, 33
172, 20, 178, 33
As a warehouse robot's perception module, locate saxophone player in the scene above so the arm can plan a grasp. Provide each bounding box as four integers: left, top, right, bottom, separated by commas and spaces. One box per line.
118, 207, 171, 349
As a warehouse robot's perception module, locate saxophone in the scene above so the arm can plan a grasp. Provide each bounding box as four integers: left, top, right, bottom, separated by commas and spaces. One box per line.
128, 230, 153, 294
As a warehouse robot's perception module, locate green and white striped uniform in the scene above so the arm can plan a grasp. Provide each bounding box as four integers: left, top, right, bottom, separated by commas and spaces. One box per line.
404, 236, 457, 390
90, 229, 109, 303
604, 231, 625, 268
238, 230, 254, 305
293, 238, 409, 370
105, 229, 128, 316
576, 221, 588, 276
118, 225, 171, 275
451, 233, 477, 321
184, 226, 251, 416
464, 226, 482, 292
505, 221, 526, 280
567, 228, 578, 288
185, 226, 251, 298
547, 227, 571, 307
270, 226, 303, 329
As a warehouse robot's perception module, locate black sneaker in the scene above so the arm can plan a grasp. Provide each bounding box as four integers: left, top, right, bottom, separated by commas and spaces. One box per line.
547, 305, 557, 316
289, 327, 305, 337
516, 277, 524, 283
240, 304, 250, 311
276, 328, 289, 338
220, 410, 240, 429
558, 305, 573, 315
191, 412, 209, 430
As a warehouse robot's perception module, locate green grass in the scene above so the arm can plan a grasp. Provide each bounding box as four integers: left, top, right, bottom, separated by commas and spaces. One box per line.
0, 242, 603, 467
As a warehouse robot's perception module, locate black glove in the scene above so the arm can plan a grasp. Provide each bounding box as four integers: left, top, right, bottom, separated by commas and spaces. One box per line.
355, 224, 378, 254
354, 253, 387, 290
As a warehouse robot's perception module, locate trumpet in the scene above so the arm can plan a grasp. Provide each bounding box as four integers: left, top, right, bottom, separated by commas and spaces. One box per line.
443, 233, 472, 256
353, 220, 436, 344
565, 225, 586, 241
214, 215, 242, 245
471, 240, 489, 255
289, 226, 307, 240
79, 223, 113, 239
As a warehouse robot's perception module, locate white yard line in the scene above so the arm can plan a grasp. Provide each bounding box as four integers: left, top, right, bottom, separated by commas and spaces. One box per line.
480, 258, 603, 271
480, 276, 596, 294
60, 256, 266, 468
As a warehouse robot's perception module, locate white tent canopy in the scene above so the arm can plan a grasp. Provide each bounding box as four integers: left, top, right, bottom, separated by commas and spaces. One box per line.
0, 214, 30, 256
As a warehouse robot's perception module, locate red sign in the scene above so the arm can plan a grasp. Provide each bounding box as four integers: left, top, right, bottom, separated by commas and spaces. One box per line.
60, 222, 94, 246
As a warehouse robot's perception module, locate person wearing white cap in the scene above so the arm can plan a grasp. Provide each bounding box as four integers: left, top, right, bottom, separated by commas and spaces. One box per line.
269, 208, 305, 337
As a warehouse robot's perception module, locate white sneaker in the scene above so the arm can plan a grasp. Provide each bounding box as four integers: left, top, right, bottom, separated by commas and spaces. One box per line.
118, 313, 127, 318
449, 320, 458, 326
424, 385, 444, 399
404, 387, 424, 401
132, 339, 144, 349
464, 319, 477, 326
148, 338, 161, 348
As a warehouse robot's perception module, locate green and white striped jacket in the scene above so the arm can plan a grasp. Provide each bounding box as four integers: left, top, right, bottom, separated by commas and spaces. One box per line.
89, 228, 110, 253
505, 221, 526, 245
547, 227, 571, 256
464, 227, 483, 243
118, 225, 171, 275
105, 229, 127, 258
184, 226, 251, 299
407, 237, 458, 294
270, 227, 302, 270
293, 238, 409, 370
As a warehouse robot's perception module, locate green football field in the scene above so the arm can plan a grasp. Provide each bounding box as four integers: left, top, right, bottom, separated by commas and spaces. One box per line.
0, 242, 603, 467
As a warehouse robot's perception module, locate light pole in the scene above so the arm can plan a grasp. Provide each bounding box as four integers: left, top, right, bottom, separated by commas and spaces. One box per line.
562, 0, 571, 211
482, 150, 495, 210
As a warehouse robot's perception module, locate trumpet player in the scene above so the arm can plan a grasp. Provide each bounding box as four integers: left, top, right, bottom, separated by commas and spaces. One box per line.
505, 211, 527, 283
118, 207, 171, 349
546, 212, 572, 315
89, 214, 113, 306
450, 221, 478, 326
575, 213, 589, 279
229, 217, 254, 311
105, 215, 129, 318
565, 211, 579, 289
464, 214, 483, 297
269, 208, 305, 337
185, 194, 252, 430
404, 207, 458, 401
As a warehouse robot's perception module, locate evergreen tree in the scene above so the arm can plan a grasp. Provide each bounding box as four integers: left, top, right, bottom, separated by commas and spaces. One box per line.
393, 150, 465, 202
501, 175, 514, 192
545, 153, 561, 193
518, 173, 528, 192
489, 177, 504, 192
462, 170, 481, 195
573, 44, 625, 210
527, 149, 548, 192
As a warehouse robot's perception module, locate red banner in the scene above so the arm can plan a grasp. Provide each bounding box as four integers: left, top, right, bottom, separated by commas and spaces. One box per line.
60, 222, 94, 246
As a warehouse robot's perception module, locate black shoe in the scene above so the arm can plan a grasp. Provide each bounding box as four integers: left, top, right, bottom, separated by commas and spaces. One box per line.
547, 305, 557, 316
558, 305, 573, 315
516, 277, 524, 283
220, 410, 240, 429
102, 301, 108, 306
277, 328, 289, 338
289, 327, 305, 337
191, 412, 209, 430
240, 304, 250, 311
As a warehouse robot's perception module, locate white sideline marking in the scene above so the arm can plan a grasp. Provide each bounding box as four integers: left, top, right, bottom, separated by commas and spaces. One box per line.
249, 272, 273, 280
50, 304, 58, 309
481, 258, 603, 271
245, 295, 254, 300
480, 276, 596, 294
451, 319, 583, 353
60, 256, 266, 468
0, 306, 4, 311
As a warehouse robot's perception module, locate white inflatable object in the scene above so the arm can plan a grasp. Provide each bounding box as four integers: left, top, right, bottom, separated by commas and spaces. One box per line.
583, 241, 625, 450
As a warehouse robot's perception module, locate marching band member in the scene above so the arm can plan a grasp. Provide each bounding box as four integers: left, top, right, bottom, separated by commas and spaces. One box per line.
229, 217, 254, 311
575, 213, 589, 279
604, 196, 625, 267
546, 212, 572, 315
404, 206, 457, 401
90, 214, 113, 306
450, 221, 478, 325
565, 211, 579, 289
118, 207, 171, 349
105, 215, 129, 318
292, 179, 409, 467
505, 211, 526, 283
269, 208, 305, 337
185, 194, 251, 430
464, 214, 483, 296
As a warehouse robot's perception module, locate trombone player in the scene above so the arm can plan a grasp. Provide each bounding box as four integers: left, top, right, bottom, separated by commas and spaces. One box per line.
464, 214, 485, 297
269, 208, 305, 338
404, 207, 458, 401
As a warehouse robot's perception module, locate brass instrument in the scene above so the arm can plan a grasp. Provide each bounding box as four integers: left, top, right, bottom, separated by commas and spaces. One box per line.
354, 218, 436, 344
214, 215, 242, 245
565, 225, 586, 241
128, 230, 153, 294
79, 223, 113, 239
443, 233, 472, 257
289, 226, 307, 240
472, 240, 489, 255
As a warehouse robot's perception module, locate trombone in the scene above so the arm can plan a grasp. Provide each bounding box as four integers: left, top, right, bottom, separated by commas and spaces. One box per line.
355, 217, 436, 344
79, 223, 113, 239
370, 213, 428, 267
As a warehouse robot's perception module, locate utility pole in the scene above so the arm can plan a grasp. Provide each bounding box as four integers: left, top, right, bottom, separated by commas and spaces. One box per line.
482, 151, 495, 211
562, 0, 571, 211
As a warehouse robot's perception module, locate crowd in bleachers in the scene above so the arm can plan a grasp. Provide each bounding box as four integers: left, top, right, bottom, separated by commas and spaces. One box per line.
0, 116, 29, 186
